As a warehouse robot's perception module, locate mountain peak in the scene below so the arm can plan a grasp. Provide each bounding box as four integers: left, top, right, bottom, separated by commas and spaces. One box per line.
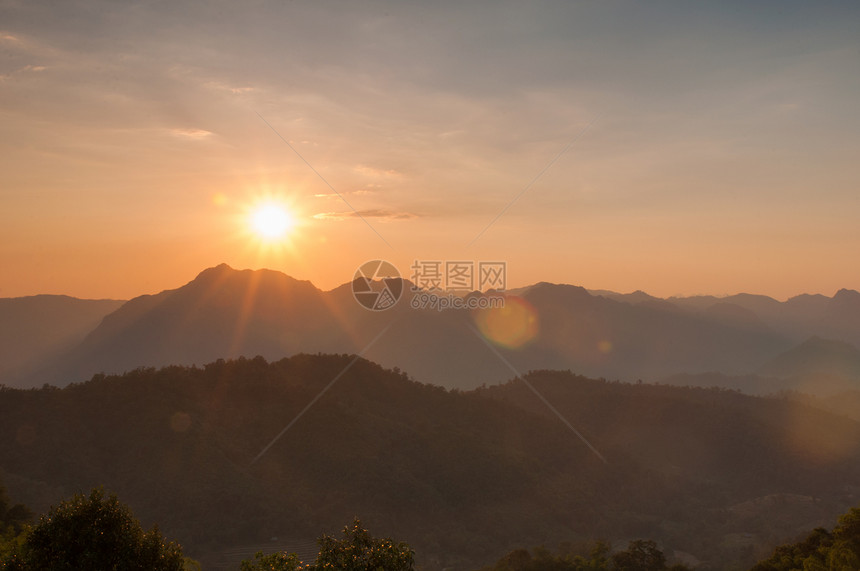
189, 264, 316, 290
524, 281, 591, 296
194, 263, 237, 280
833, 288, 860, 301
825, 289, 860, 320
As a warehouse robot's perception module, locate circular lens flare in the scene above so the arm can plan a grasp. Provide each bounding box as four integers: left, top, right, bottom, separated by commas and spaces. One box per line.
474, 296, 539, 349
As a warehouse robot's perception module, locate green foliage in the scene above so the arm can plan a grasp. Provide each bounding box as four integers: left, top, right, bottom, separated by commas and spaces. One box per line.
0, 484, 30, 561
241, 518, 413, 571
611, 540, 666, 571
0, 487, 187, 571
240, 550, 305, 571
313, 518, 414, 571
750, 507, 860, 571
479, 539, 688, 571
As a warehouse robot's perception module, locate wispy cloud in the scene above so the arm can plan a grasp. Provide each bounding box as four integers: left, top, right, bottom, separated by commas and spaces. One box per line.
354, 165, 401, 178
314, 209, 419, 222
314, 189, 374, 199
202, 79, 256, 95
167, 128, 214, 140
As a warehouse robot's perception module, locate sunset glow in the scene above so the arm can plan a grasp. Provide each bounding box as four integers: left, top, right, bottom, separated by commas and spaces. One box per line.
0, 2, 857, 302
250, 203, 293, 241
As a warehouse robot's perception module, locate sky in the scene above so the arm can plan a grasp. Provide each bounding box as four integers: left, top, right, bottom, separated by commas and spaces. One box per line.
1, 0, 859, 301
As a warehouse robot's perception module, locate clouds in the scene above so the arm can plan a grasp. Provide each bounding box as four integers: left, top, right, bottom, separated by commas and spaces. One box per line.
313, 209, 419, 222
1, 0, 859, 297
6, 1, 856, 160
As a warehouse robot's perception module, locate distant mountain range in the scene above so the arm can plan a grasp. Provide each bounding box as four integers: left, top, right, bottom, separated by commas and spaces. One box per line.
760, 336, 860, 380
3, 264, 860, 392
0, 295, 124, 385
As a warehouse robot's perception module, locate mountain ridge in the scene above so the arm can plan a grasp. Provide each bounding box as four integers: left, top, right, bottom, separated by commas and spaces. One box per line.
4, 264, 859, 391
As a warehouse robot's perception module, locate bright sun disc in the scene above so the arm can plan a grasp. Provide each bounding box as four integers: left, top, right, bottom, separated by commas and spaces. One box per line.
251, 203, 293, 240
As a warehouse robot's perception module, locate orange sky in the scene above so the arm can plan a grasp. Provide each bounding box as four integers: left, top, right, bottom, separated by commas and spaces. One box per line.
1, 1, 859, 301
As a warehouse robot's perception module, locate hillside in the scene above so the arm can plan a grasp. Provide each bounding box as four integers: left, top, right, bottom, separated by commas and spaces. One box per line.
2, 356, 860, 570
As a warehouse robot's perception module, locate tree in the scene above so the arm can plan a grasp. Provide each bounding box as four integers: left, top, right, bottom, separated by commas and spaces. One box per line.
314, 518, 414, 571
241, 518, 414, 571
479, 539, 688, 571
240, 551, 305, 571
0, 484, 31, 561
610, 540, 667, 571
751, 506, 860, 571
0, 487, 188, 571
828, 507, 860, 571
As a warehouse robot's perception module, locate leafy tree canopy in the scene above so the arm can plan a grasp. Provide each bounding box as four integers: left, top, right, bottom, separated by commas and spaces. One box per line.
241, 518, 414, 571
0, 484, 31, 560
751, 506, 860, 571
0, 487, 191, 571
478, 539, 690, 571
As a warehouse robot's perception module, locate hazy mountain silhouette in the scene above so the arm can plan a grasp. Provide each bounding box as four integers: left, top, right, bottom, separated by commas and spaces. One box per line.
513, 282, 787, 380
759, 336, 860, 383
34, 264, 349, 385
588, 288, 664, 306
9, 265, 860, 391
2, 356, 859, 570
13, 266, 789, 389
597, 288, 860, 352
658, 371, 789, 396
0, 295, 124, 387
819, 289, 860, 347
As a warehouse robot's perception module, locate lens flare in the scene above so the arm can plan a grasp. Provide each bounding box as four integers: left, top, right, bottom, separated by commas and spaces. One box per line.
474, 296, 539, 349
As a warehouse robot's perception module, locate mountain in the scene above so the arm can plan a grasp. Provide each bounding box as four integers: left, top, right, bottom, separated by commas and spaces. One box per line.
31, 265, 521, 389
597, 287, 860, 351
759, 336, 860, 385
49, 264, 344, 379
660, 336, 860, 397
17, 265, 802, 390
588, 289, 663, 306
509, 282, 791, 380
658, 371, 790, 396
9, 265, 857, 391
820, 289, 860, 347
0, 295, 125, 387
2, 356, 859, 570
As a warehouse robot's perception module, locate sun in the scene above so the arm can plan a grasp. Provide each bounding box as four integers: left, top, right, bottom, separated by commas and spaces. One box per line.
249, 202, 294, 241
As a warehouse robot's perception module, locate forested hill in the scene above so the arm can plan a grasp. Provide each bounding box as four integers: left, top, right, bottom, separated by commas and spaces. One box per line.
1, 355, 859, 570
